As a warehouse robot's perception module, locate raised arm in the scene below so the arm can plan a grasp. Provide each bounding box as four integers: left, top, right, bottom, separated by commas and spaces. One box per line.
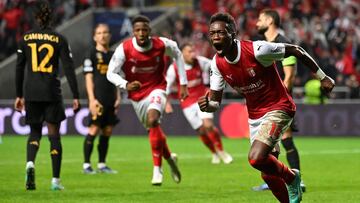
284, 44, 335, 94
254, 40, 335, 94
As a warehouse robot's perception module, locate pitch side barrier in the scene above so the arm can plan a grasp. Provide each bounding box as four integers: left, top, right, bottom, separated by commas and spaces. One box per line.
1, 100, 360, 137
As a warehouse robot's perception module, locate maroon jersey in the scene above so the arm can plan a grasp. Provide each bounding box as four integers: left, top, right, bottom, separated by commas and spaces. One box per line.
211, 40, 296, 119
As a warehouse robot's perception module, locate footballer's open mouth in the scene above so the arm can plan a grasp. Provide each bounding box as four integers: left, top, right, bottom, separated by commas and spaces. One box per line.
213, 43, 224, 54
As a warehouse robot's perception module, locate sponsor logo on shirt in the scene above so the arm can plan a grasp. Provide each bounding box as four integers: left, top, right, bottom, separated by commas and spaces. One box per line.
233, 80, 265, 94
131, 65, 158, 73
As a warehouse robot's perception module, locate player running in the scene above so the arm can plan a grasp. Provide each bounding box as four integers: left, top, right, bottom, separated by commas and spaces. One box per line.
252, 9, 306, 192
165, 42, 232, 164
82, 23, 121, 174
198, 12, 334, 203
15, 0, 80, 191
107, 15, 188, 186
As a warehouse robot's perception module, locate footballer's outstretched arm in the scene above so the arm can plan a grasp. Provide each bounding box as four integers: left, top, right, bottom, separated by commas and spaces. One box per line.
284, 44, 335, 93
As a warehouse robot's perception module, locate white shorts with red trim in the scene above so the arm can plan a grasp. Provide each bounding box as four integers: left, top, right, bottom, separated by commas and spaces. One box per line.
183, 103, 214, 130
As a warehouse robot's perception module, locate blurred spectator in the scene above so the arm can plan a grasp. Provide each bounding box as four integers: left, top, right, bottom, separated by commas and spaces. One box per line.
304, 74, 327, 105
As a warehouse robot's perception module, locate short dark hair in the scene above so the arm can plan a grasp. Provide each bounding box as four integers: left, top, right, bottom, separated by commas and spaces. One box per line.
180, 42, 193, 51
131, 15, 150, 26
260, 9, 281, 27
32, 0, 52, 29
209, 12, 236, 34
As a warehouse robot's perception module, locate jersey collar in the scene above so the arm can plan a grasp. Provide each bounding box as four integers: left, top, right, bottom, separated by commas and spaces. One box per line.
132, 37, 153, 52
224, 39, 240, 64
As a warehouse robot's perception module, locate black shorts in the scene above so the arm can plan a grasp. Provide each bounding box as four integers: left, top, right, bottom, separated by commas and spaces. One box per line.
290, 118, 299, 132
25, 101, 66, 124
88, 106, 119, 128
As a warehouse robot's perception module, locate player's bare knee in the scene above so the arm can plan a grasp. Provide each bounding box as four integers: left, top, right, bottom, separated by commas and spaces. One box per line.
88, 125, 100, 136
147, 117, 159, 128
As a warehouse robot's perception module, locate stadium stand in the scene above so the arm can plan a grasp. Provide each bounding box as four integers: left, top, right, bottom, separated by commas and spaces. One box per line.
0, 0, 359, 100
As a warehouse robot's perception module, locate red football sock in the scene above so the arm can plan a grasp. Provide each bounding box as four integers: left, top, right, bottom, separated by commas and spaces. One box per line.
262, 173, 289, 203
207, 127, 223, 151
149, 126, 163, 166
159, 126, 171, 159
199, 134, 216, 153
249, 154, 295, 185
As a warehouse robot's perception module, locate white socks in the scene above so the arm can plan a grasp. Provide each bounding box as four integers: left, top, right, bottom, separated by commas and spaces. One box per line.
26, 161, 34, 169
52, 177, 60, 184
83, 163, 91, 169
97, 163, 106, 169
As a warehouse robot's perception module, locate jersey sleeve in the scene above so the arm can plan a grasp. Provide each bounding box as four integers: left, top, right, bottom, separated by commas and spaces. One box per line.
106, 43, 128, 89
165, 64, 176, 95
60, 36, 79, 99
15, 39, 26, 98
83, 51, 94, 74
160, 37, 187, 85
253, 40, 285, 67
209, 57, 225, 91
197, 56, 211, 85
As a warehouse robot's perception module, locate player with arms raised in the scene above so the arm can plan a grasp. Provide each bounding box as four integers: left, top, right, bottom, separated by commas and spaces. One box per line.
165, 42, 232, 164
15, 0, 80, 191
198, 12, 334, 203
107, 15, 188, 186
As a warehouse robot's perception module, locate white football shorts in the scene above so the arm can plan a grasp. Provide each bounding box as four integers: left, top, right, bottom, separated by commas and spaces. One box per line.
183, 102, 214, 130
131, 89, 167, 128
248, 110, 293, 147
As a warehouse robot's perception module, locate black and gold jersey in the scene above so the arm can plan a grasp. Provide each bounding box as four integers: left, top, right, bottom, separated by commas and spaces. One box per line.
16, 28, 79, 101
83, 48, 116, 106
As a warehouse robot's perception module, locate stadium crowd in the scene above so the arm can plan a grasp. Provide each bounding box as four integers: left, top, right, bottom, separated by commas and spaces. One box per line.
169, 0, 360, 98
1, 0, 359, 98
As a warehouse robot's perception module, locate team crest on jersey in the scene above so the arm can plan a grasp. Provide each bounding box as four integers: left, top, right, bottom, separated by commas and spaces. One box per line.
247, 68, 256, 77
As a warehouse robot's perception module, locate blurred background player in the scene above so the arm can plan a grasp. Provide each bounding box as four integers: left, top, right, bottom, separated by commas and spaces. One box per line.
199, 12, 334, 203
82, 23, 121, 174
253, 8, 306, 192
165, 42, 232, 164
14, 0, 80, 191
107, 15, 188, 186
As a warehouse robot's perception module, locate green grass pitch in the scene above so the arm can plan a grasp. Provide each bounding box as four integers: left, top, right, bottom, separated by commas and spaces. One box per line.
0, 135, 359, 202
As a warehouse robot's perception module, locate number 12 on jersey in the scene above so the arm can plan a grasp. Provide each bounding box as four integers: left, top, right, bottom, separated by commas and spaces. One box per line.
28, 43, 54, 73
